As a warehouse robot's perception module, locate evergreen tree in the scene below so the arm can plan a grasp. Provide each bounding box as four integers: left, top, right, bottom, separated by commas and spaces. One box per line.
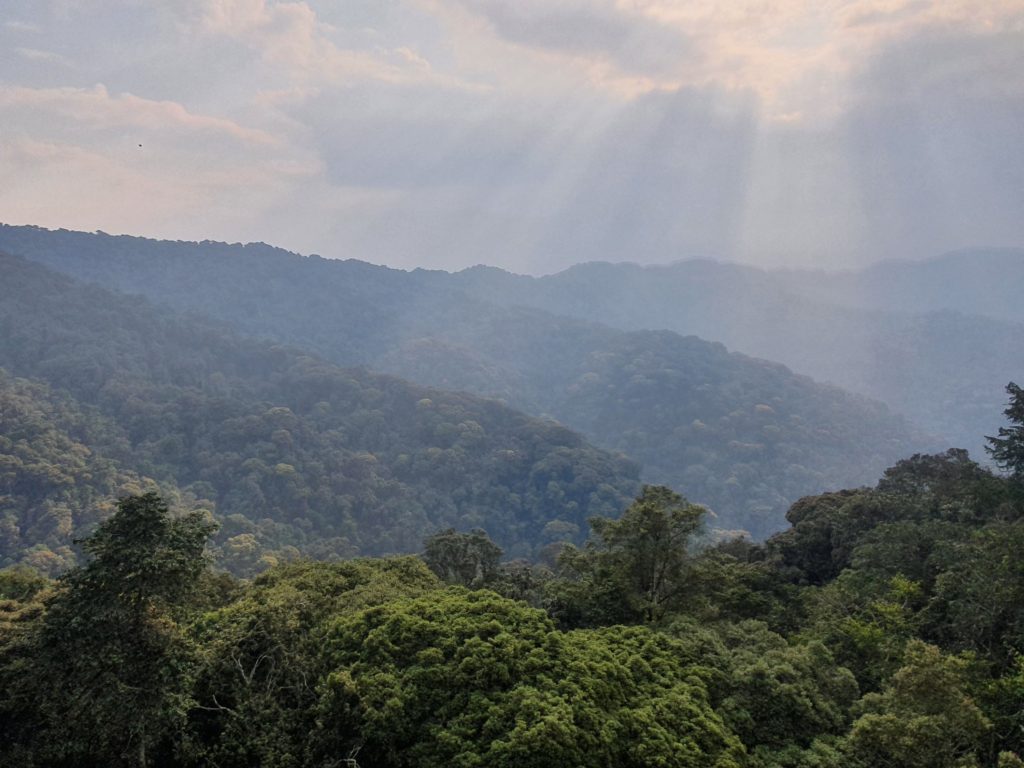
987, 382, 1024, 478
2, 493, 214, 767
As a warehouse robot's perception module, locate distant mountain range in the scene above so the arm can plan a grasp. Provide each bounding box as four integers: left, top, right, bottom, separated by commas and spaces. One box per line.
0, 225, 939, 539
774, 249, 1024, 324
444, 252, 1024, 460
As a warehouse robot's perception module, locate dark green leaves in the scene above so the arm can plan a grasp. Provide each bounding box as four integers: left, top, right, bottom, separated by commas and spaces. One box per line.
988, 382, 1024, 479
554, 485, 705, 625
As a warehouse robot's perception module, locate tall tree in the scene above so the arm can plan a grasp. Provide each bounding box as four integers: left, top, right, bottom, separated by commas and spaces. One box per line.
421, 527, 502, 587
555, 486, 705, 625
4, 493, 214, 766
987, 382, 1024, 479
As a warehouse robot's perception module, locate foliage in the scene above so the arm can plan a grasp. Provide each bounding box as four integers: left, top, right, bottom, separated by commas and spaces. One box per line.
714, 622, 859, 754
771, 449, 1015, 586
0, 371, 167, 573
0, 493, 215, 767
1, 227, 1023, 766
446, 253, 1024, 466
0, 252, 641, 572
0, 224, 931, 537
422, 527, 503, 587
186, 557, 438, 767
0, 450, 1023, 766
987, 382, 1024, 478
551, 485, 705, 625
843, 641, 991, 768
319, 588, 744, 768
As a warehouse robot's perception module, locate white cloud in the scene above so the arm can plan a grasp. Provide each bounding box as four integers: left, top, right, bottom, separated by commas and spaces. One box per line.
607, 0, 1024, 120
14, 48, 70, 64
186, 0, 476, 90
5, 20, 42, 32
1, 0, 1022, 271
0, 84, 277, 145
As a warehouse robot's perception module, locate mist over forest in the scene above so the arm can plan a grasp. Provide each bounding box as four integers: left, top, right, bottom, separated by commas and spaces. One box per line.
1, 223, 1022, 767
3, 0, 1024, 765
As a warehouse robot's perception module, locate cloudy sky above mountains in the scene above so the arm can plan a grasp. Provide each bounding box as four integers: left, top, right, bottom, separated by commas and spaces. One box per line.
2, 0, 1023, 273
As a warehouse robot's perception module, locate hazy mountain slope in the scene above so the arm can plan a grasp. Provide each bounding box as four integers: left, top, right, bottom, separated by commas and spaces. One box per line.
451, 249, 1024, 327
780, 248, 1024, 325
0, 253, 642, 566
446, 258, 1024, 460
0, 226, 933, 536
375, 311, 930, 537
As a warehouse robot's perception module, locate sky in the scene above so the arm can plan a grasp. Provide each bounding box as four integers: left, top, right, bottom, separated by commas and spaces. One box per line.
1, 0, 1023, 274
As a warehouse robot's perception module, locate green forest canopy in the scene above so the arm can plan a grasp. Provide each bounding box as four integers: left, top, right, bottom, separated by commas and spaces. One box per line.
4, 414, 1024, 767
0, 225, 934, 536
2, 228, 1023, 765
0, 253, 641, 573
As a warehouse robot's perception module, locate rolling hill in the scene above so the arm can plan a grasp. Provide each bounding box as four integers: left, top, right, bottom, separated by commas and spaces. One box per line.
0, 252, 642, 571
0, 225, 934, 536
444, 256, 1023, 460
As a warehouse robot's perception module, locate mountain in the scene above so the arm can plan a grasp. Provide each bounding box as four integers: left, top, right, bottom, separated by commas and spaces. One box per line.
0, 252, 643, 572
0, 370, 168, 575
781, 248, 1024, 325
0, 225, 933, 537
443, 257, 1023, 460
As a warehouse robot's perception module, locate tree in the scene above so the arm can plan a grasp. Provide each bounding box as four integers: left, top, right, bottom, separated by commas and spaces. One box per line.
186, 558, 439, 768
318, 588, 744, 768
554, 486, 705, 625
843, 640, 991, 768
3, 492, 215, 766
421, 527, 502, 587
987, 383, 1024, 479
716, 624, 859, 754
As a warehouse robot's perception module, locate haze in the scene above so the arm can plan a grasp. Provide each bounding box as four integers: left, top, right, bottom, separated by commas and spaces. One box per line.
2, 0, 1023, 273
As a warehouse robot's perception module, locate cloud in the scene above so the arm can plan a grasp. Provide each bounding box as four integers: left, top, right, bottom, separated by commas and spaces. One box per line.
728, 13, 1024, 268
840, 0, 933, 29
1, 0, 1022, 272
14, 47, 70, 64
279, 81, 756, 270
0, 76, 320, 249
437, 0, 694, 80
0, 84, 277, 145
5, 20, 42, 32
0, 135, 289, 244
187, 0, 474, 90
851, 23, 1024, 103
600, 0, 1024, 120
294, 82, 540, 189
837, 24, 1024, 260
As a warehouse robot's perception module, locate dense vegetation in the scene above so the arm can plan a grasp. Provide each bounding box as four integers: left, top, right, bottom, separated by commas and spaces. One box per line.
0, 253, 641, 571
3, 383, 1024, 766
5, 225, 1020, 765
445, 257, 1024, 461
0, 371, 168, 574
0, 225, 932, 536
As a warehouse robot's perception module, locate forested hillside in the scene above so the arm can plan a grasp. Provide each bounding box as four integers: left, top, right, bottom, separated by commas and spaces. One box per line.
0, 371, 169, 575
446, 257, 1024, 460
785, 248, 1024, 324
0, 253, 641, 571
4, 0, 1020, 764
4, 408, 1024, 766
0, 225, 932, 536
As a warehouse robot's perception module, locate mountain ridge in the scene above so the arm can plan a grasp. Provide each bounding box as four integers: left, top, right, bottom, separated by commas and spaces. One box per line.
0, 224, 935, 537
0, 251, 643, 571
